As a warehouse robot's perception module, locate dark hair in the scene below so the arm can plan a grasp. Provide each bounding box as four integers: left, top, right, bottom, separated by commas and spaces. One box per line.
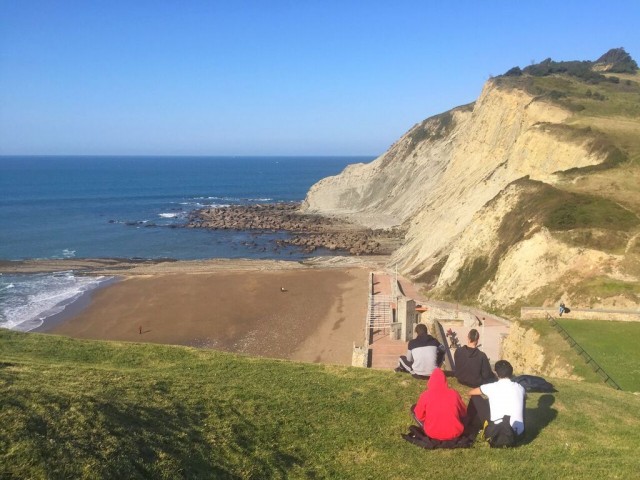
415, 323, 428, 335
468, 329, 479, 342
494, 360, 513, 379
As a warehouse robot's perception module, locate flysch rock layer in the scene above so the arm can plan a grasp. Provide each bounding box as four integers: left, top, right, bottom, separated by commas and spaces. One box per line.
301, 80, 609, 299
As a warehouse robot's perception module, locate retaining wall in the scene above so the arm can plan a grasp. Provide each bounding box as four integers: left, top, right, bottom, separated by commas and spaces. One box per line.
521, 307, 640, 322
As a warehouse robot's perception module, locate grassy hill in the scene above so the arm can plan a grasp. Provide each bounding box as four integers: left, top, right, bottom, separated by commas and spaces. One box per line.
557, 319, 640, 391
2, 329, 640, 479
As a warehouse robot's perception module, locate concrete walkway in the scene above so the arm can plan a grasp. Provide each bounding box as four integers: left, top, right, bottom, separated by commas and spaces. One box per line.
367, 272, 510, 371
368, 273, 405, 370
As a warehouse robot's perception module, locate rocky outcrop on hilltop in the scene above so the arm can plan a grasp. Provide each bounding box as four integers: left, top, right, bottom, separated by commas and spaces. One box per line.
301, 49, 640, 310
593, 47, 639, 73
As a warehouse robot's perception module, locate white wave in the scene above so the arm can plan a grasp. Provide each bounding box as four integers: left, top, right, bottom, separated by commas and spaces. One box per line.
191, 196, 273, 202
62, 249, 76, 258
0, 273, 112, 332
158, 213, 179, 218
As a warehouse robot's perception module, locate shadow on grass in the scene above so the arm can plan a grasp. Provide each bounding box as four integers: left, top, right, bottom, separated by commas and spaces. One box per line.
522, 394, 558, 445
2, 386, 308, 479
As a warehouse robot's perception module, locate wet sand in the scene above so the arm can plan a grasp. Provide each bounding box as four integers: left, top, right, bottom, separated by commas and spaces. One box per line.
46, 266, 370, 365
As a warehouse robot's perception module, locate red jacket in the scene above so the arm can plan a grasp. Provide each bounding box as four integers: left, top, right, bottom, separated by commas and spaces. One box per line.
414, 367, 467, 440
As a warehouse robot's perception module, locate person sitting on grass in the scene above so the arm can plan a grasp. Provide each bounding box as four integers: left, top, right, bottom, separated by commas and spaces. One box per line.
411, 367, 467, 441
454, 329, 496, 388
395, 323, 445, 379
466, 360, 526, 446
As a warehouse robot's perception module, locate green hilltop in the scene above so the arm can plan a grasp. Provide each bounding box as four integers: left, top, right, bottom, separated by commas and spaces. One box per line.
2, 329, 640, 479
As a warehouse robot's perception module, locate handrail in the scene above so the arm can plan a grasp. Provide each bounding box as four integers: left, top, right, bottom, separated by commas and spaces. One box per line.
546, 313, 622, 390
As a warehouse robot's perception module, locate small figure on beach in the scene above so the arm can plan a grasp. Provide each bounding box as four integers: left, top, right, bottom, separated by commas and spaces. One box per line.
139, 325, 142, 335
395, 323, 445, 379
280, 286, 287, 292
559, 302, 566, 317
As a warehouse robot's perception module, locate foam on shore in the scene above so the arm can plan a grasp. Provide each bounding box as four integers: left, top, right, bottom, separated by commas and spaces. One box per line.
0, 272, 115, 332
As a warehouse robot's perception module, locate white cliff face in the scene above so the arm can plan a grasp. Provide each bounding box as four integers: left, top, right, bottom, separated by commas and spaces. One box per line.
477, 230, 619, 308
391, 83, 604, 278
301, 108, 463, 229
302, 80, 609, 288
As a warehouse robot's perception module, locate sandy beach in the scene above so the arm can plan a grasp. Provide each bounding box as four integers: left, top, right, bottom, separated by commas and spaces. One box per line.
34, 260, 373, 365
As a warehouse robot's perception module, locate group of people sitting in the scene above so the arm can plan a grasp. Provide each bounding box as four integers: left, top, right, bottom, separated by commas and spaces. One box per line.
395, 323, 526, 448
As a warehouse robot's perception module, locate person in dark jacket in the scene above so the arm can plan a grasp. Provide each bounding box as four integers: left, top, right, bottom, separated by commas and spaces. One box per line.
395, 323, 445, 379
453, 329, 496, 388
411, 367, 467, 441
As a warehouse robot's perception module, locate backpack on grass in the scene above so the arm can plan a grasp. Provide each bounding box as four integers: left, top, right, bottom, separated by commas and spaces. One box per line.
484, 415, 516, 448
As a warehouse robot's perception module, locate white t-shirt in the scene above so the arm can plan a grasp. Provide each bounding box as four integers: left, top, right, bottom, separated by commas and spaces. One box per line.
480, 378, 526, 434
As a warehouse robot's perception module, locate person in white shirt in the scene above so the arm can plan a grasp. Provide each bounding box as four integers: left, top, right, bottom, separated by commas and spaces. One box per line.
467, 360, 526, 438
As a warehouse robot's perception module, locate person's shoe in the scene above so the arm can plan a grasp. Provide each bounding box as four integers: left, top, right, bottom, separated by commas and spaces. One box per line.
394, 367, 404, 373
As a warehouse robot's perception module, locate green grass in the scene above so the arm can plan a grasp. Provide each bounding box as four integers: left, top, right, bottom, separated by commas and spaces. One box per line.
2, 330, 640, 479
557, 319, 640, 392
495, 73, 640, 119
518, 319, 603, 383
552, 229, 630, 254
566, 277, 640, 308
495, 72, 640, 168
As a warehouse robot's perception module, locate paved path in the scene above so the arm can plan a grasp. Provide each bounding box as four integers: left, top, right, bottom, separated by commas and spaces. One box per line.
369, 273, 405, 370
367, 271, 510, 371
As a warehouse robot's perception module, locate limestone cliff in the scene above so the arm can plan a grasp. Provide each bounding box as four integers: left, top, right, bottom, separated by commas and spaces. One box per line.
302, 62, 640, 310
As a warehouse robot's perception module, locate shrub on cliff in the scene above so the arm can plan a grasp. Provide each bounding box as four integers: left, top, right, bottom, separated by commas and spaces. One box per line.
595, 47, 639, 73
500, 48, 638, 82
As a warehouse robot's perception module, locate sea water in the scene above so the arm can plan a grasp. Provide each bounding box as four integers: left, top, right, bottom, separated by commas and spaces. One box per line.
0, 155, 370, 330
0, 272, 110, 331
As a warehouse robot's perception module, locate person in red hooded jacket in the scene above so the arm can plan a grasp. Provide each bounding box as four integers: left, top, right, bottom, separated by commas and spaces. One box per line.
411, 367, 467, 441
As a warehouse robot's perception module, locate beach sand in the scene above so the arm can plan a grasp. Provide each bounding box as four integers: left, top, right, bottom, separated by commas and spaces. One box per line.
46, 265, 370, 365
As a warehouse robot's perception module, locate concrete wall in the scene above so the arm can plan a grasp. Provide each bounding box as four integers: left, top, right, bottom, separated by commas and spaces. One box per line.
351, 343, 368, 368
397, 297, 416, 342
521, 307, 640, 322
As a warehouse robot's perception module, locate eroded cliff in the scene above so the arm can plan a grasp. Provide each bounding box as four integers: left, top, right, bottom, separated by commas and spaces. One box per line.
301, 65, 640, 310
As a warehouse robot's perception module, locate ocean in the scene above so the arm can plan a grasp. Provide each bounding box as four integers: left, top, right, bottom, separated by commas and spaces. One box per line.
0, 155, 370, 331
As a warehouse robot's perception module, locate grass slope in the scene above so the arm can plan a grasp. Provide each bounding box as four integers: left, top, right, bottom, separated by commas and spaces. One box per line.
2, 330, 640, 479
557, 319, 640, 392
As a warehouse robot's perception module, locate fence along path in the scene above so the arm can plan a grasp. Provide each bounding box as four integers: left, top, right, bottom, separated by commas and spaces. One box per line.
547, 313, 622, 390
368, 294, 393, 332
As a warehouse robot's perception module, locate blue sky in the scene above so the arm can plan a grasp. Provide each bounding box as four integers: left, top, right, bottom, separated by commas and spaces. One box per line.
1, 1, 639, 156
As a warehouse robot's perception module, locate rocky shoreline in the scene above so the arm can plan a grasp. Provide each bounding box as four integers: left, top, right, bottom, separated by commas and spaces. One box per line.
187, 202, 403, 255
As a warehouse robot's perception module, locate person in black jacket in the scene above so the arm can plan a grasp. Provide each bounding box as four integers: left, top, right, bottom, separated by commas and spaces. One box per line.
453, 329, 496, 388
395, 323, 445, 379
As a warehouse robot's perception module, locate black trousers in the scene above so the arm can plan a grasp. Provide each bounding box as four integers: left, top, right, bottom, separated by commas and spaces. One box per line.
464, 396, 490, 437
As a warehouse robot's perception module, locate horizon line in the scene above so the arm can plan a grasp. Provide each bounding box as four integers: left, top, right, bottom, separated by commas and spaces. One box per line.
0, 153, 379, 158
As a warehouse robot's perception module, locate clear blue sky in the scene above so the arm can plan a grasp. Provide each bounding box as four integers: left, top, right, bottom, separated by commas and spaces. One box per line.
1, 1, 639, 156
